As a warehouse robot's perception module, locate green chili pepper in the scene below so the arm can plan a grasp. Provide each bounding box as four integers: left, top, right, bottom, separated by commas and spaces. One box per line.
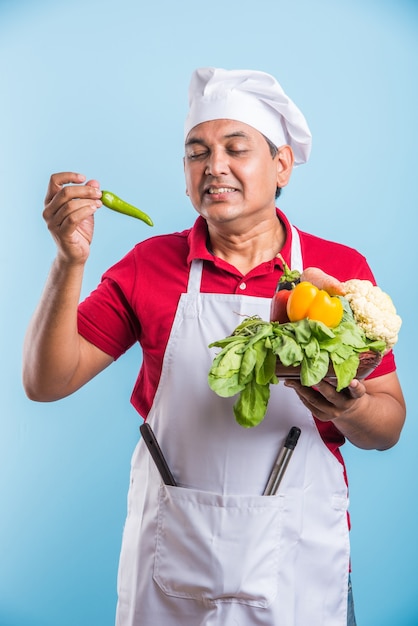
101, 190, 154, 227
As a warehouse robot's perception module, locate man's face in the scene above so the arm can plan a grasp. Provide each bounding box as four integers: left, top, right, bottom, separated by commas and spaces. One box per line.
184, 119, 284, 226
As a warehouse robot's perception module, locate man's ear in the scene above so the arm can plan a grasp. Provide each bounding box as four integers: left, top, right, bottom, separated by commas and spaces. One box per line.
276, 145, 295, 188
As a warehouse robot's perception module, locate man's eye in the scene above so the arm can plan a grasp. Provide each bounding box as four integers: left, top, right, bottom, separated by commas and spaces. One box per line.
227, 147, 249, 155
187, 151, 207, 160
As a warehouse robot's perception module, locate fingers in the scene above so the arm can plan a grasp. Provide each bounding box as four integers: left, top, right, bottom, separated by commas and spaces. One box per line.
284, 378, 366, 422
44, 173, 101, 213
43, 173, 102, 225
42, 172, 103, 263
44, 172, 86, 205
85, 179, 100, 189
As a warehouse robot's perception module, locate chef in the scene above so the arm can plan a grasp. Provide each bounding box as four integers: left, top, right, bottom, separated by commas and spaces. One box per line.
23, 67, 406, 626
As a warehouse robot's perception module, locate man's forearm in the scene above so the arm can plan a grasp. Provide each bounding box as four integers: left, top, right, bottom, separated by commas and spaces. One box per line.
331, 374, 406, 451
23, 257, 86, 401
285, 372, 406, 452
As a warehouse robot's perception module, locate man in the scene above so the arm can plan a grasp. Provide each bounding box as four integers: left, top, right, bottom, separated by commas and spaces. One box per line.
23, 67, 405, 626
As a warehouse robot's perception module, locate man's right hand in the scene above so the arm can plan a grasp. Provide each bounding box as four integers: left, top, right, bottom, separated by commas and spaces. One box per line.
22, 171, 113, 402
43, 172, 102, 264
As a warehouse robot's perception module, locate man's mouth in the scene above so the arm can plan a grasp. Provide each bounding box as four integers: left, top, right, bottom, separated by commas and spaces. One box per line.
206, 187, 237, 194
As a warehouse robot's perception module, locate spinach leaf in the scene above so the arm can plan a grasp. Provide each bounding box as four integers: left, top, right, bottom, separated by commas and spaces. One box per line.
331, 353, 360, 391
233, 378, 271, 428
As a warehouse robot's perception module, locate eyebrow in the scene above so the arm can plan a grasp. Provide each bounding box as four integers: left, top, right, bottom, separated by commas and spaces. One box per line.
185, 131, 251, 147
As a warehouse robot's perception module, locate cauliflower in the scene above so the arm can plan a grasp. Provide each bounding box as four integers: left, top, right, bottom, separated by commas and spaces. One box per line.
341, 279, 402, 350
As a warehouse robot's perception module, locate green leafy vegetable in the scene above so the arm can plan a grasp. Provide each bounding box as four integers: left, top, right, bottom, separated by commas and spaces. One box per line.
208, 301, 386, 428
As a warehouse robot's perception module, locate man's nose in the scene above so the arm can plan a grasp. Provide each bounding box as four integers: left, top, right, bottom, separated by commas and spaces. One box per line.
205, 149, 229, 176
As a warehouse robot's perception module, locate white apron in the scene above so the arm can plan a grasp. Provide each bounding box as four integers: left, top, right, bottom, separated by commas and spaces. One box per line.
115, 227, 350, 626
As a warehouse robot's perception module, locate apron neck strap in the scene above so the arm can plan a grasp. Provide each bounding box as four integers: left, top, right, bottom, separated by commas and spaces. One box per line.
290, 225, 303, 273
187, 259, 204, 294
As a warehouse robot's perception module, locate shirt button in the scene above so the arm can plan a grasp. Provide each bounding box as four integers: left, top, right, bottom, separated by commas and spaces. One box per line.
239, 282, 247, 290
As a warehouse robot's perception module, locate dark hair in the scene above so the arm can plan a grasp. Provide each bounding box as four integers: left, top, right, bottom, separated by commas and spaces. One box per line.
264, 135, 282, 199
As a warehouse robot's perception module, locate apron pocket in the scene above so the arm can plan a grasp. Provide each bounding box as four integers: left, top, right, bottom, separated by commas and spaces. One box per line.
153, 484, 284, 607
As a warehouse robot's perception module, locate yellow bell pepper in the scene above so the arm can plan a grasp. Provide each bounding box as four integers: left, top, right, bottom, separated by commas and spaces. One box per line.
286, 281, 343, 328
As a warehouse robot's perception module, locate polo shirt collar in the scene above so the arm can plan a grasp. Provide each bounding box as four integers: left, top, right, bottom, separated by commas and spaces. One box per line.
186, 209, 294, 269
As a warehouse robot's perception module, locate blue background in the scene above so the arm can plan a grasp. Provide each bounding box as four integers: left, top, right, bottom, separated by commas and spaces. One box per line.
1, 0, 417, 624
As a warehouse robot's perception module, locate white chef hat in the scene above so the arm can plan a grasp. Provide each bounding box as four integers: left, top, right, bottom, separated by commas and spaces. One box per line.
184, 67, 312, 165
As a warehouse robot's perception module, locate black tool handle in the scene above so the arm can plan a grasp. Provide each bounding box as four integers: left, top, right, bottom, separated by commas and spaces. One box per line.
285, 426, 301, 450
140, 423, 177, 486
263, 426, 301, 495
